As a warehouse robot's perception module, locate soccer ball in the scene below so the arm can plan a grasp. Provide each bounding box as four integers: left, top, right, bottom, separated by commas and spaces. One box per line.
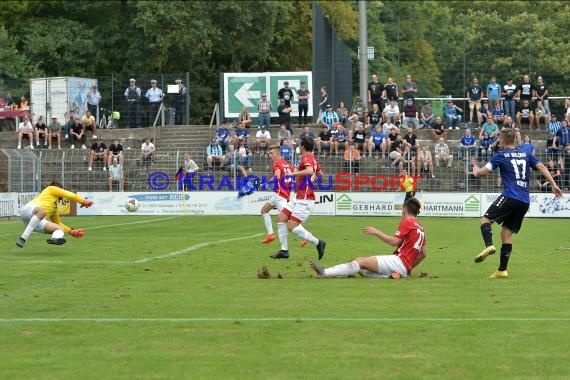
125, 198, 140, 212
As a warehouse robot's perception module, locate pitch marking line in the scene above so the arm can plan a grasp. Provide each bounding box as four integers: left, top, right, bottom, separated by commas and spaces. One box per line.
1, 317, 570, 323
134, 233, 265, 263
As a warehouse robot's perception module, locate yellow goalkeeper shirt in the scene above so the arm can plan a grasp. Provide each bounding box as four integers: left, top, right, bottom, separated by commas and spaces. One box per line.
28, 186, 85, 233
402, 175, 415, 193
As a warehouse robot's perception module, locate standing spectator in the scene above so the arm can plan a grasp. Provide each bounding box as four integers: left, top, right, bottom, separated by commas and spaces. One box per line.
141, 137, 156, 171
486, 75, 501, 110
107, 139, 124, 167
401, 74, 417, 108
81, 110, 97, 139
383, 77, 398, 102
17, 115, 34, 149
86, 85, 101, 123
416, 145, 435, 178
237, 105, 252, 129
124, 78, 141, 128
173, 79, 187, 125
367, 74, 384, 110
343, 143, 360, 175
108, 157, 124, 192
467, 78, 483, 125
297, 81, 310, 127
277, 81, 294, 107
434, 137, 452, 168
444, 100, 463, 129
316, 125, 332, 157
336, 101, 349, 127
516, 74, 534, 109
34, 116, 49, 148
317, 104, 339, 129
69, 117, 86, 149
206, 139, 226, 171
145, 79, 164, 127
420, 100, 435, 129
457, 128, 477, 160
255, 125, 272, 155
431, 116, 448, 143
317, 86, 328, 118
216, 121, 231, 153
256, 93, 272, 129
401, 98, 419, 129
48, 116, 62, 149
277, 100, 292, 131
516, 99, 534, 130
502, 78, 518, 120
88, 137, 108, 172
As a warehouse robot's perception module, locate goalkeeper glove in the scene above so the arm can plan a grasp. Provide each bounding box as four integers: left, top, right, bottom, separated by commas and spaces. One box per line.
80, 199, 94, 208
70, 229, 85, 238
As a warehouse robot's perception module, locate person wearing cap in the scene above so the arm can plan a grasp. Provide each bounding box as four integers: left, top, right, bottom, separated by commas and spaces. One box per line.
86, 85, 101, 123
256, 92, 272, 129
277, 81, 294, 108
317, 104, 339, 130
124, 78, 141, 128
145, 79, 164, 126
349, 97, 368, 127
48, 116, 62, 149
88, 137, 108, 172
173, 79, 187, 125
297, 81, 310, 127
255, 124, 272, 155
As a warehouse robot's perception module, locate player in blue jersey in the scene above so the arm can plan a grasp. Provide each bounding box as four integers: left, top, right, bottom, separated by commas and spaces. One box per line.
472, 128, 562, 278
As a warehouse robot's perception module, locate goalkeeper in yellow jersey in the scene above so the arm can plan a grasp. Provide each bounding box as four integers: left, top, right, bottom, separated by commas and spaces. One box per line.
17, 181, 94, 248
400, 169, 416, 203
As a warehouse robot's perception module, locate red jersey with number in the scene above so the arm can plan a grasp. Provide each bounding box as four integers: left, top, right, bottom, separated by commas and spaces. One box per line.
273, 158, 294, 200
393, 217, 426, 271
295, 153, 318, 200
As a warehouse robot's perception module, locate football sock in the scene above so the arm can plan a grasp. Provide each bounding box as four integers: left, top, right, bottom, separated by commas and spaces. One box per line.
498, 243, 512, 271
291, 225, 319, 245
51, 229, 65, 239
325, 260, 360, 277
277, 222, 288, 251
262, 213, 273, 234
480, 223, 493, 247
22, 215, 41, 240
360, 269, 389, 279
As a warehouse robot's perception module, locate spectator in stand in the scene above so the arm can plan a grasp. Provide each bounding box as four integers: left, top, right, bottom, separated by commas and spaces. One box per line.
553, 120, 570, 168
237, 105, 252, 129
141, 137, 155, 171
477, 100, 490, 126
145, 79, 164, 127
401, 145, 416, 175
183, 153, 200, 176
478, 132, 493, 160
351, 122, 368, 155
516, 99, 534, 130
299, 124, 315, 140
388, 134, 405, 169
401, 98, 419, 129
366, 103, 383, 132
277, 99, 292, 132
401, 74, 418, 108
534, 100, 550, 130
368, 74, 384, 110
179, 153, 200, 190
457, 128, 477, 160
417, 145, 435, 179
486, 75, 501, 110
434, 137, 452, 168
280, 138, 294, 161
297, 81, 310, 127
216, 121, 231, 153
317, 104, 340, 129
17, 115, 34, 149
547, 114, 562, 161
237, 137, 253, 171
81, 110, 97, 140
316, 125, 332, 157
225, 144, 248, 177
516, 74, 534, 109
107, 139, 124, 167
502, 78, 518, 120
255, 125, 271, 156
332, 124, 349, 156
518, 135, 535, 156
403, 125, 419, 155
382, 119, 398, 135
206, 139, 226, 171
467, 77, 483, 125
108, 157, 123, 192
383, 77, 398, 102
480, 115, 499, 140
535, 159, 560, 192
232, 122, 249, 146
124, 78, 141, 129
444, 100, 463, 129
62, 110, 76, 139
69, 117, 86, 149
20, 96, 29, 110
277, 81, 294, 108
431, 116, 447, 143
348, 96, 368, 128
420, 100, 435, 129
386, 125, 400, 146
88, 137, 108, 172
277, 124, 292, 146
343, 142, 360, 175
466, 156, 481, 189
86, 85, 101, 122
34, 116, 49, 148
174, 79, 187, 125
382, 99, 400, 126
492, 102, 505, 125
48, 116, 62, 150
368, 124, 387, 159
318, 86, 329, 118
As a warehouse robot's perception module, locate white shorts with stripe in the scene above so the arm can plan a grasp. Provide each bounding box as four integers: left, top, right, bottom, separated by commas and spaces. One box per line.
282, 198, 315, 223
374, 255, 409, 278
267, 193, 288, 211
20, 203, 48, 232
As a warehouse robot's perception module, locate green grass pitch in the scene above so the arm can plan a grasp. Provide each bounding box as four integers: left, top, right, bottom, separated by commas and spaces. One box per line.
1, 214, 570, 379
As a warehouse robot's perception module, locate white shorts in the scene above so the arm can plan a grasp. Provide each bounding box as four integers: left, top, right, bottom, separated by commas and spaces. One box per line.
282, 198, 315, 223
20, 203, 48, 232
374, 255, 409, 278
267, 193, 288, 211
389, 151, 401, 160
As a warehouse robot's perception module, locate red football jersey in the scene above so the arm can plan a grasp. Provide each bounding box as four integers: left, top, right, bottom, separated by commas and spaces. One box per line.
393, 217, 426, 271
272, 158, 294, 200
295, 153, 318, 200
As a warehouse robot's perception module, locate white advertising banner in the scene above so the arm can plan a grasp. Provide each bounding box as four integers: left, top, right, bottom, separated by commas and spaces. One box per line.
481, 193, 570, 218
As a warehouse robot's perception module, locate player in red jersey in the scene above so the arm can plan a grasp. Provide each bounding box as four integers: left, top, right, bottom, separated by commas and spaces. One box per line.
260, 145, 295, 244
271, 137, 327, 260
310, 198, 426, 278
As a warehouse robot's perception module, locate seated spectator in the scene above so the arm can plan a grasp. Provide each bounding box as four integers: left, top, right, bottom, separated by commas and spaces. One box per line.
480, 115, 499, 139
382, 120, 397, 135
348, 96, 368, 128
403, 125, 419, 155
63, 110, 76, 139
343, 143, 360, 174
534, 100, 550, 130
431, 116, 447, 142
225, 145, 248, 177
416, 145, 435, 179
237, 106, 252, 129
255, 125, 272, 155
280, 138, 294, 161
88, 137, 108, 172
492, 103, 505, 125
17, 115, 34, 149
401, 145, 416, 175
141, 137, 156, 171
48, 116, 62, 149
388, 134, 405, 169
316, 125, 332, 157
206, 139, 226, 171
535, 159, 560, 191
351, 122, 368, 153
318, 104, 340, 129
478, 132, 493, 160
20, 96, 29, 110
457, 128, 477, 160
434, 137, 453, 168
69, 117, 86, 149
366, 103, 383, 132
277, 124, 292, 146
368, 124, 387, 159
34, 116, 49, 148
489, 134, 501, 155
519, 135, 535, 155
82, 110, 97, 139
237, 138, 253, 171
336, 101, 349, 126
401, 98, 419, 129
216, 122, 231, 153
107, 139, 124, 167
386, 126, 400, 146
420, 100, 435, 129
477, 100, 490, 126
516, 98, 534, 130
466, 156, 481, 189
299, 125, 315, 142
382, 99, 400, 126
108, 156, 124, 192
232, 123, 249, 146
332, 124, 349, 155
444, 100, 463, 129
547, 114, 562, 160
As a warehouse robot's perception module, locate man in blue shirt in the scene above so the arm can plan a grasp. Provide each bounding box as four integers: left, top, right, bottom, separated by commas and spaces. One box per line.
473, 128, 562, 278
145, 79, 164, 127
216, 122, 231, 153
444, 100, 463, 129
457, 129, 476, 160
486, 75, 502, 110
